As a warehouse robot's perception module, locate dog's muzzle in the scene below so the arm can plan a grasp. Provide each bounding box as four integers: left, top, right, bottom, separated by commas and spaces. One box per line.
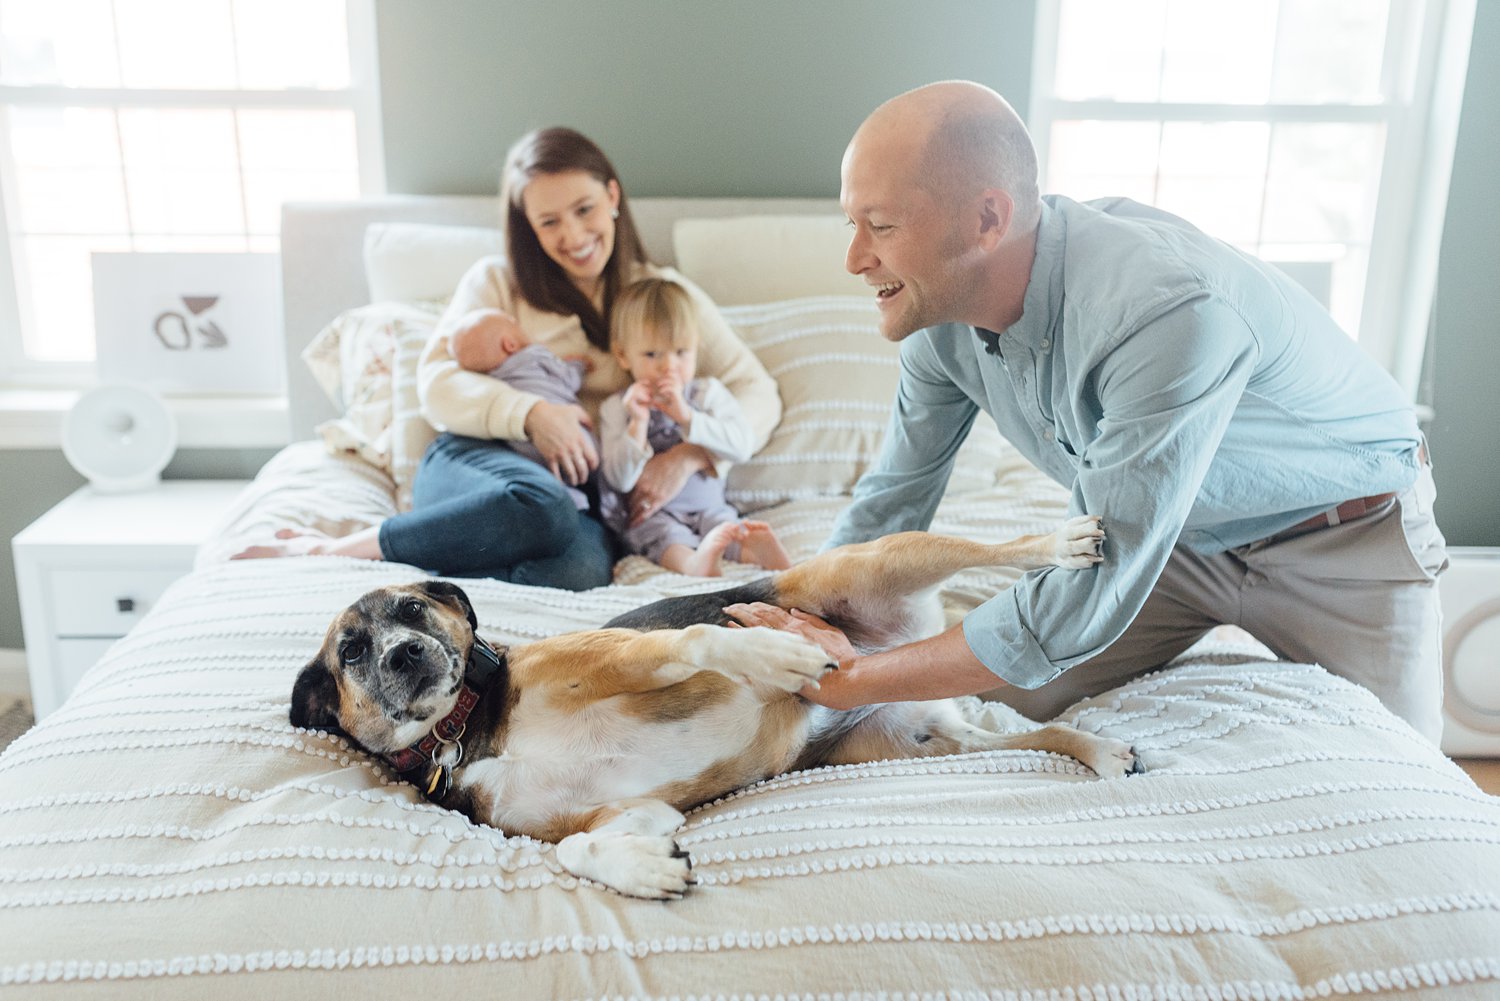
382, 636, 506, 800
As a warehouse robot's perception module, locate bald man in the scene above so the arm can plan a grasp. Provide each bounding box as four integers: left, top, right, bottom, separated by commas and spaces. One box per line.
729, 81, 1448, 742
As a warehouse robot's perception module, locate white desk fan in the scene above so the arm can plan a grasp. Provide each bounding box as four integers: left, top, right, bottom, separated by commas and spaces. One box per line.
61, 384, 178, 493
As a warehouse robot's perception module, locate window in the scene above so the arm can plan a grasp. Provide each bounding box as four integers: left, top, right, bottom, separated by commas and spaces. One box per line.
1029, 0, 1475, 400
0, 0, 382, 384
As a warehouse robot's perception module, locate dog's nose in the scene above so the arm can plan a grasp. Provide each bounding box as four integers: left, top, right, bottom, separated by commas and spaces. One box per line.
390, 641, 425, 672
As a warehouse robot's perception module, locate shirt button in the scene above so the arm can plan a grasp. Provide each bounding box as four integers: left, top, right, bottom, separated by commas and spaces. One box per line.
1043, 429, 1055, 442
1040, 339, 1051, 352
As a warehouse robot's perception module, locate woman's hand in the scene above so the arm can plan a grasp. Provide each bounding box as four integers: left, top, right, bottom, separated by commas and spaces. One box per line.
627, 442, 710, 525
722, 602, 861, 709
524, 400, 599, 486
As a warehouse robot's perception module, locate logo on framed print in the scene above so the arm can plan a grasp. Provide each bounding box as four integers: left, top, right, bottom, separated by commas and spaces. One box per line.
92, 252, 284, 395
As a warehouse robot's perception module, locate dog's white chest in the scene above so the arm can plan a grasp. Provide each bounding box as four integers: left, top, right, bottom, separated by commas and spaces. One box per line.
459, 688, 763, 832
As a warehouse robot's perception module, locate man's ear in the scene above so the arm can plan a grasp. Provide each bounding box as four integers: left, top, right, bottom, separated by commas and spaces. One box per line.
976, 188, 1015, 251
290, 659, 342, 733
420, 580, 477, 633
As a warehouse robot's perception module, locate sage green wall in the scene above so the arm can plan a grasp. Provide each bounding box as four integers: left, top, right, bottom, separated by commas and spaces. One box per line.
375, 0, 1038, 197
1427, 1, 1500, 548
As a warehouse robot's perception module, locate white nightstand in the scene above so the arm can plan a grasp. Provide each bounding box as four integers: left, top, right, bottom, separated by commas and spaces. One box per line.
12, 480, 250, 719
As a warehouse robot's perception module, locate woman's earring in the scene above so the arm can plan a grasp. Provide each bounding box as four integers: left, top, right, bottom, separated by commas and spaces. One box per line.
611, 208, 619, 219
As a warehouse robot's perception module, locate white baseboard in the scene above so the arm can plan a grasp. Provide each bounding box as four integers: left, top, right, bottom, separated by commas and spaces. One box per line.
0, 649, 30, 702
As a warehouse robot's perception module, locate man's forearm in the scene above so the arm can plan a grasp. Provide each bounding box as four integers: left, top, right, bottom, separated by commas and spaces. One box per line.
813, 623, 1006, 710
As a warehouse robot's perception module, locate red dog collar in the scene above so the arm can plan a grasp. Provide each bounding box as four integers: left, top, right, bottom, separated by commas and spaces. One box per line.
383, 636, 505, 800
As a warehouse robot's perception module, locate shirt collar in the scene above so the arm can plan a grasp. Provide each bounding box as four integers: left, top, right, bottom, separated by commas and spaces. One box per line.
979, 197, 1064, 352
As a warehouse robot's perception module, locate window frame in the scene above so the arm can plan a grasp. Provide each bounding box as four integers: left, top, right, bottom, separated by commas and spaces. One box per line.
0, 0, 384, 396
1027, 0, 1475, 401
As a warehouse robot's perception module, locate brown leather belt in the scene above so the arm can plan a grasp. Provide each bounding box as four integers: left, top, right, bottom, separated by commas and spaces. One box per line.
1277, 492, 1397, 540
1266, 443, 1426, 544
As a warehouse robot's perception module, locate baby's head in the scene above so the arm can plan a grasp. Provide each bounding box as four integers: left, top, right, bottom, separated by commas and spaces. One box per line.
610, 278, 700, 385
452, 309, 529, 373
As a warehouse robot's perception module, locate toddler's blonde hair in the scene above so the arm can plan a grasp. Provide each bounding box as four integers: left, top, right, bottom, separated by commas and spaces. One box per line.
610, 277, 700, 354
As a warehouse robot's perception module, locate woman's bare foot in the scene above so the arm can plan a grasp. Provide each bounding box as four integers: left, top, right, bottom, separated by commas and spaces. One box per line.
230, 525, 383, 561
660, 522, 743, 577
738, 520, 792, 569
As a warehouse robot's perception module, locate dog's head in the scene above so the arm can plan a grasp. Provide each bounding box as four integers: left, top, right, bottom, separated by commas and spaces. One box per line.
290, 581, 479, 753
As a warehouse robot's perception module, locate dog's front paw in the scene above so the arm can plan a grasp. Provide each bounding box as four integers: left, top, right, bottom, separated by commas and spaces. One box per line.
557, 833, 695, 900
702, 625, 834, 692
1052, 515, 1106, 569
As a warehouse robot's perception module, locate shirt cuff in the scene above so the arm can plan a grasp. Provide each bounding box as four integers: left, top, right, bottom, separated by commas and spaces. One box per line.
492, 390, 546, 441
960, 588, 1063, 691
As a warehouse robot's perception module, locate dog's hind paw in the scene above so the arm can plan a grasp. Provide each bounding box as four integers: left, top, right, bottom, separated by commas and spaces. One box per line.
1087, 737, 1142, 779
1052, 515, 1106, 569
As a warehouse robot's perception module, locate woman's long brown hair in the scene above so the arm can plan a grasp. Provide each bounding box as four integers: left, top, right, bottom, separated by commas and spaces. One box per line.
501, 127, 650, 351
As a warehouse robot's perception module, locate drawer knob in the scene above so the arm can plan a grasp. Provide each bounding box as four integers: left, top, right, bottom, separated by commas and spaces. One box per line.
116, 597, 136, 613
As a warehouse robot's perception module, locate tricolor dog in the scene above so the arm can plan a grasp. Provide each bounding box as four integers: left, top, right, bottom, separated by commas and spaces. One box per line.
291, 518, 1140, 899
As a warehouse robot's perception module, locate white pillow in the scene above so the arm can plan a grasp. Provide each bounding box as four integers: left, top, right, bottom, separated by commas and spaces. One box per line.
673, 215, 866, 306
363, 222, 505, 303
301, 301, 443, 512
722, 296, 1021, 512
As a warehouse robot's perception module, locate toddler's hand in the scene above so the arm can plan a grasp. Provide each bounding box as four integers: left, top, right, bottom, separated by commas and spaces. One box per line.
651, 375, 691, 427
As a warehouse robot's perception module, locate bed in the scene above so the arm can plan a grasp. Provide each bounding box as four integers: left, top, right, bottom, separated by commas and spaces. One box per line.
1, 196, 1497, 999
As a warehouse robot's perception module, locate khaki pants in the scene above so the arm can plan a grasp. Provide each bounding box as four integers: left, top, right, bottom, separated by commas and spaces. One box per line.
989, 466, 1449, 743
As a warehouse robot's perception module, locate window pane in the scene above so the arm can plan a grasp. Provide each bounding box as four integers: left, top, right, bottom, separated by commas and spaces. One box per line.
119, 108, 245, 235
0, 0, 119, 86
3, 107, 128, 233
243, 168, 358, 234
1271, 1, 1390, 103
15, 234, 129, 362
1156, 122, 1270, 245
1054, 0, 1167, 102
1160, 0, 1278, 104
1261, 123, 1384, 246
233, 0, 349, 89
1046, 120, 1161, 203
237, 109, 359, 231
115, 0, 235, 89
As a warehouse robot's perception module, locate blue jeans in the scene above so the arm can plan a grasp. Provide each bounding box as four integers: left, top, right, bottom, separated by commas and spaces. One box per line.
378, 433, 617, 590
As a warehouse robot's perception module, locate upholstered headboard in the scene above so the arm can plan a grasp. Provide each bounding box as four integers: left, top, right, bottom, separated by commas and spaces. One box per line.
279, 196, 843, 439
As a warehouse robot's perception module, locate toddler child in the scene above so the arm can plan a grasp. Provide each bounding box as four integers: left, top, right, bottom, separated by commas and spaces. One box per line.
599, 278, 790, 577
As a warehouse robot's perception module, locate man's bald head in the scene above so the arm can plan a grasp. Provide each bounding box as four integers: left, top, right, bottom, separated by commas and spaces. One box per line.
854, 81, 1041, 233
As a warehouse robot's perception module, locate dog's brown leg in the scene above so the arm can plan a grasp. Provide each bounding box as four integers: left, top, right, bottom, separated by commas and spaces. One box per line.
509, 624, 832, 709
774, 518, 1105, 612
821, 701, 1140, 779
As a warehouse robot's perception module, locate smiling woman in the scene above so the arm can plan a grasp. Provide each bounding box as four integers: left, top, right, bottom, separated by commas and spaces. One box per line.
233, 126, 782, 594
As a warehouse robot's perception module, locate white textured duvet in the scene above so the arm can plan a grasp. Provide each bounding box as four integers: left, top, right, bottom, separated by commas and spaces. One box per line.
2, 443, 1498, 999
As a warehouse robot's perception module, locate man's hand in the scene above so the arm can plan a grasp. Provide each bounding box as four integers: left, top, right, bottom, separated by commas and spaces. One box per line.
524, 400, 598, 486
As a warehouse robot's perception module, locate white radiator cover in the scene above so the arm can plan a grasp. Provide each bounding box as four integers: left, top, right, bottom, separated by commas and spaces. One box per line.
1440, 546, 1500, 756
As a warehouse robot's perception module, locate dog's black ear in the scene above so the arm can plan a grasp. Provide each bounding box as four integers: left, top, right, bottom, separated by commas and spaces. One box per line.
290, 658, 342, 734
421, 580, 477, 633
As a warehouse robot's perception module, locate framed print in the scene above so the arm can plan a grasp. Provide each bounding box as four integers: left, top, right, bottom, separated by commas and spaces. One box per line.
92, 252, 284, 395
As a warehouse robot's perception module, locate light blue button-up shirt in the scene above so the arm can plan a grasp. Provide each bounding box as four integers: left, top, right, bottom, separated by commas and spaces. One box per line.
824, 195, 1424, 689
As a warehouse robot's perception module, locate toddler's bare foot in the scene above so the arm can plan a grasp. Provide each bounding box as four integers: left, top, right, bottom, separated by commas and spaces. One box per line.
668, 522, 743, 577
738, 520, 792, 570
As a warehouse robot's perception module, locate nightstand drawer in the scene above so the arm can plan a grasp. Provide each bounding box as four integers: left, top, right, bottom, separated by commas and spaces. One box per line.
46, 569, 184, 637
55, 638, 119, 695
